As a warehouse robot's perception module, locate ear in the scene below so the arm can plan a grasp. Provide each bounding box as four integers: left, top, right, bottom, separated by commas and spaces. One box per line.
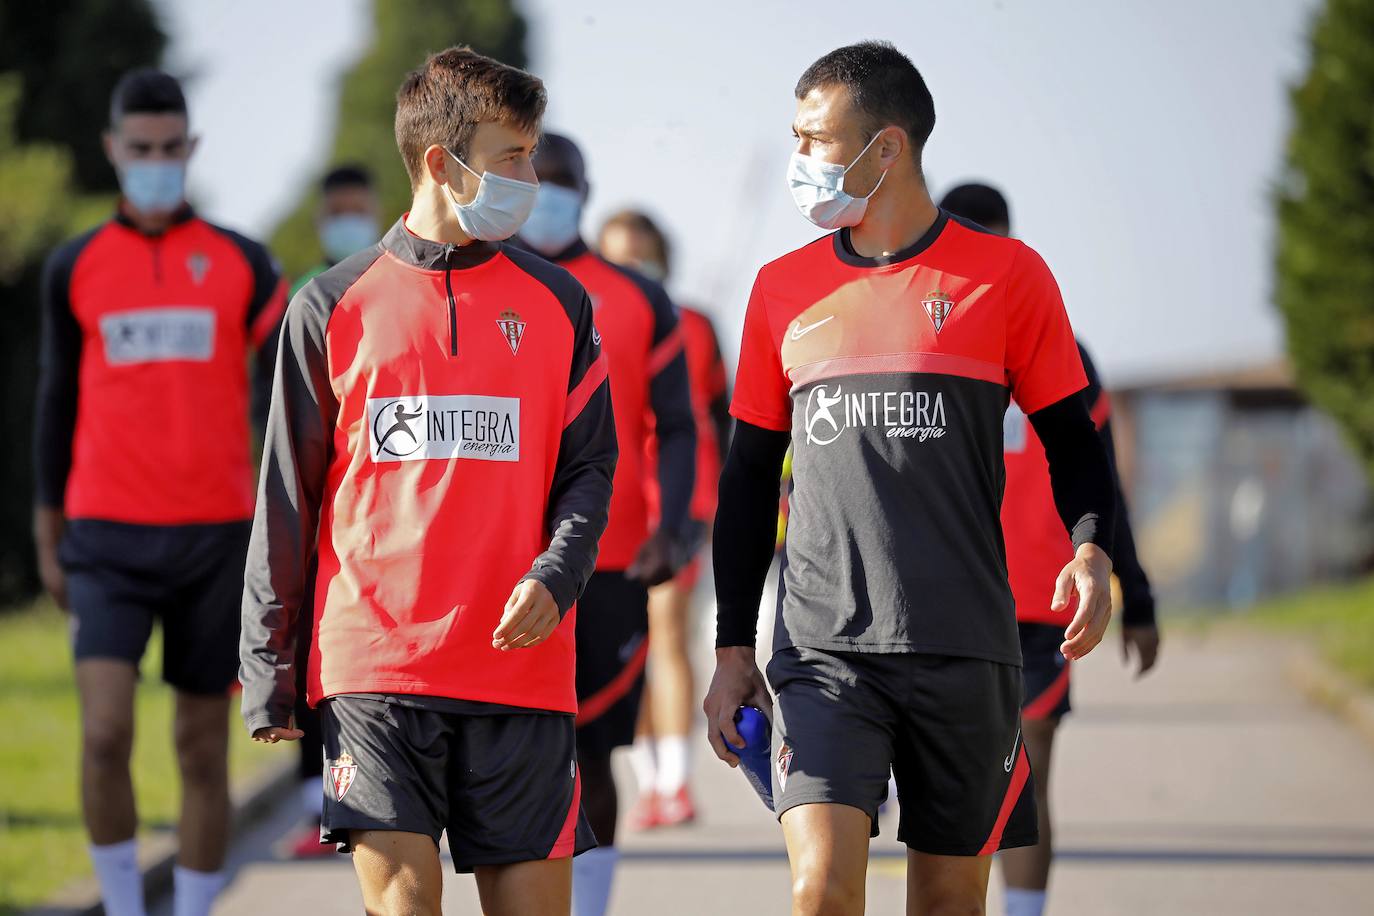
186, 135, 199, 160
423, 144, 452, 187
876, 127, 906, 169
102, 130, 116, 168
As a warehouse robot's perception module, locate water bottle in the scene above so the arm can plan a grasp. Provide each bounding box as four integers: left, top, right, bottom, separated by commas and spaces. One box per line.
729, 705, 774, 812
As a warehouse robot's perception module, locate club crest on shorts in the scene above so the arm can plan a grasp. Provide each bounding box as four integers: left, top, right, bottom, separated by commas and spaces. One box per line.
922, 288, 955, 334
496, 309, 526, 355
330, 752, 358, 802
776, 743, 793, 792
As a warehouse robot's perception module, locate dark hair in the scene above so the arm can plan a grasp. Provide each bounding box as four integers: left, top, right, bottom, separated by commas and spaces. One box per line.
599, 209, 671, 276
394, 46, 546, 188
110, 68, 187, 126
322, 164, 374, 193
795, 41, 935, 153
939, 182, 1011, 230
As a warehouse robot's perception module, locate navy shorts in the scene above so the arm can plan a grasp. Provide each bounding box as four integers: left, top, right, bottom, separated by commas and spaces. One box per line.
1019, 623, 1072, 721
61, 519, 249, 694
574, 571, 649, 756
767, 645, 1037, 856
319, 694, 596, 871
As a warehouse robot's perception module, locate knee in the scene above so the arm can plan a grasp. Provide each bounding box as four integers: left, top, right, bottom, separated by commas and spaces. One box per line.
83, 720, 133, 769
792, 870, 863, 916
921, 894, 985, 916
174, 719, 228, 784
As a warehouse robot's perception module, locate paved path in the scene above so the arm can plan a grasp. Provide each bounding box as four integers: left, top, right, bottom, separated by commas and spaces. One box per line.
173, 627, 1374, 915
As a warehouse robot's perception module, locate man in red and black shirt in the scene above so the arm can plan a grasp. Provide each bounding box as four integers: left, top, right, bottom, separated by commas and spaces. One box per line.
520, 135, 696, 916
598, 208, 732, 831
32, 69, 286, 916
942, 182, 1160, 916
240, 51, 617, 915
704, 43, 1118, 914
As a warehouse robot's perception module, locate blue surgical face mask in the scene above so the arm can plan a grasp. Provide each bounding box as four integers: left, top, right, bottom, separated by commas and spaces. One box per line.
119, 161, 186, 214
787, 131, 888, 230
520, 183, 584, 255
442, 147, 539, 241
319, 213, 379, 263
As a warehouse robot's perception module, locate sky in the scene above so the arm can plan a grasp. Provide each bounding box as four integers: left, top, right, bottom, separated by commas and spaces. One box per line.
157, 0, 1320, 385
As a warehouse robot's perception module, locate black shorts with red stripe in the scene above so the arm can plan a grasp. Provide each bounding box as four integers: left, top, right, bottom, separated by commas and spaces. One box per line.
574, 571, 649, 756
318, 694, 595, 871
767, 646, 1038, 855
1019, 623, 1072, 721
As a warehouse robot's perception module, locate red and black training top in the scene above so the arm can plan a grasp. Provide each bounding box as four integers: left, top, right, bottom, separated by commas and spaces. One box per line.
727, 211, 1101, 666
34, 205, 287, 524
543, 241, 695, 570
240, 218, 618, 734
1003, 343, 1156, 627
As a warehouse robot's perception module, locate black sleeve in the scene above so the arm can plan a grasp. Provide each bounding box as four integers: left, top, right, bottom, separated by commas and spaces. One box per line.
217, 225, 288, 436
704, 317, 732, 468
239, 267, 353, 735
33, 235, 93, 509
1076, 344, 1154, 624
641, 281, 696, 539
520, 288, 619, 613
1026, 394, 1116, 557
713, 420, 791, 647
1101, 418, 1156, 625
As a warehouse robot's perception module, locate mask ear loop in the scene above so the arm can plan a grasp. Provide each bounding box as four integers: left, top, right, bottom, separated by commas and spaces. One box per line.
841, 129, 892, 199
441, 147, 484, 210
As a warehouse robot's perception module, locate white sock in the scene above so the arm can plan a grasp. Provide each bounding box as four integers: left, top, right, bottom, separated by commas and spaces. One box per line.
654, 735, 690, 795
89, 839, 146, 916
173, 865, 227, 916
572, 846, 620, 916
1005, 887, 1047, 916
299, 776, 324, 819
627, 737, 657, 795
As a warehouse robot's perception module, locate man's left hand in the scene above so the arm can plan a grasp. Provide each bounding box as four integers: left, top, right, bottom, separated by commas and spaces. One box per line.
492, 579, 561, 650
1053, 543, 1114, 661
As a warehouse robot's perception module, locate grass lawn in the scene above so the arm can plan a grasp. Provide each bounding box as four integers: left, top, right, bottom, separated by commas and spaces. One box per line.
1247, 574, 1374, 689
0, 600, 281, 914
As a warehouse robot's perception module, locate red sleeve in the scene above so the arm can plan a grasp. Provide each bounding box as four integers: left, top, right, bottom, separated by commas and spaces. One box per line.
1004, 244, 1087, 414
729, 274, 791, 432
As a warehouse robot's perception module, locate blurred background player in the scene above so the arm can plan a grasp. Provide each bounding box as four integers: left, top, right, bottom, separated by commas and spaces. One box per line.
281, 162, 380, 859
32, 68, 286, 916
522, 135, 697, 916
598, 209, 731, 830
289, 163, 381, 298
241, 48, 614, 915
941, 181, 1162, 916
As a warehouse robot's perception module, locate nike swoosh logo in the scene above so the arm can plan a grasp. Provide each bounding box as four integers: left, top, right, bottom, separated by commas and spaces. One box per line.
1004, 728, 1021, 773
790, 315, 835, 341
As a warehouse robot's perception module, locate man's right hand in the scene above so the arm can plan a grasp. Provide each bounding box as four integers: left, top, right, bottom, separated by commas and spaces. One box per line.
253, 723, 305, 744
703, 646, 772, 768
33, 506, 67, 610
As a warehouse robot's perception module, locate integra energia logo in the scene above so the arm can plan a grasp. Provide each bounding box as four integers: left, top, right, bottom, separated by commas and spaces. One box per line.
804, 384, 947, 446
368, 395, 520, 463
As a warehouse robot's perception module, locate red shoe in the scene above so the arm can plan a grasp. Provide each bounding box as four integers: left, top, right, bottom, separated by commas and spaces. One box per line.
656, 786, 697, 827
285, 821, 335, 859
627, 792, 662, 831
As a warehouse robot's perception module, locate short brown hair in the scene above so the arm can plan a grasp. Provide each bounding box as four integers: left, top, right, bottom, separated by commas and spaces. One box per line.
394, 47, 546, 187
599, 209, 672, 275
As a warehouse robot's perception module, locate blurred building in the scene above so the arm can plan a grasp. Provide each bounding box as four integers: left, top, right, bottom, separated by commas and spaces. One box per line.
1111, 360, 1373, 611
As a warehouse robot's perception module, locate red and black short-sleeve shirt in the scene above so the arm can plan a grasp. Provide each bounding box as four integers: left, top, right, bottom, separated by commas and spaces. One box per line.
731, 211, 1086, 665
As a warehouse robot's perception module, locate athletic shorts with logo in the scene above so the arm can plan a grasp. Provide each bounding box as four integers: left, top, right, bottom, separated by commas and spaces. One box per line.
574, 571, 649, 755
1019, 622, 1072, 721
319, 694, 595, 871
766, 646, 1037, 855
61, 519, 249, 694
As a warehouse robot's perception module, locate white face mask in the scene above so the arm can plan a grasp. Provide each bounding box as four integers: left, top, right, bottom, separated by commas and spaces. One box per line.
442, 148, 539, 241
319, 213, 379, 263
787, 131, 889, 230
520, 183, 584, 255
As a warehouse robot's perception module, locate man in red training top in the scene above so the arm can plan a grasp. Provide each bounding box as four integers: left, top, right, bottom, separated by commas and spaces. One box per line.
33, 68, 286, 916
941, 181, 1161, 916
598, 208, 731, 831
519, 135, 696, 916
240, 49, 617, 915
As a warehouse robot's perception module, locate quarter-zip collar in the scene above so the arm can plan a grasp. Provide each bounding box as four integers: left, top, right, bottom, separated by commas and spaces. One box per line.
114, 201, 196, 237
386, 215, 501, 271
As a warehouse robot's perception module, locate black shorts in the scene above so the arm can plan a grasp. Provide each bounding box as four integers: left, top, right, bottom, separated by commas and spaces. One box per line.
319, 695, 596, 872
574, 571, 649, 756
766, 646, 1037, 856
60, 519, 250, 695
1019, 623, 1072, 721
